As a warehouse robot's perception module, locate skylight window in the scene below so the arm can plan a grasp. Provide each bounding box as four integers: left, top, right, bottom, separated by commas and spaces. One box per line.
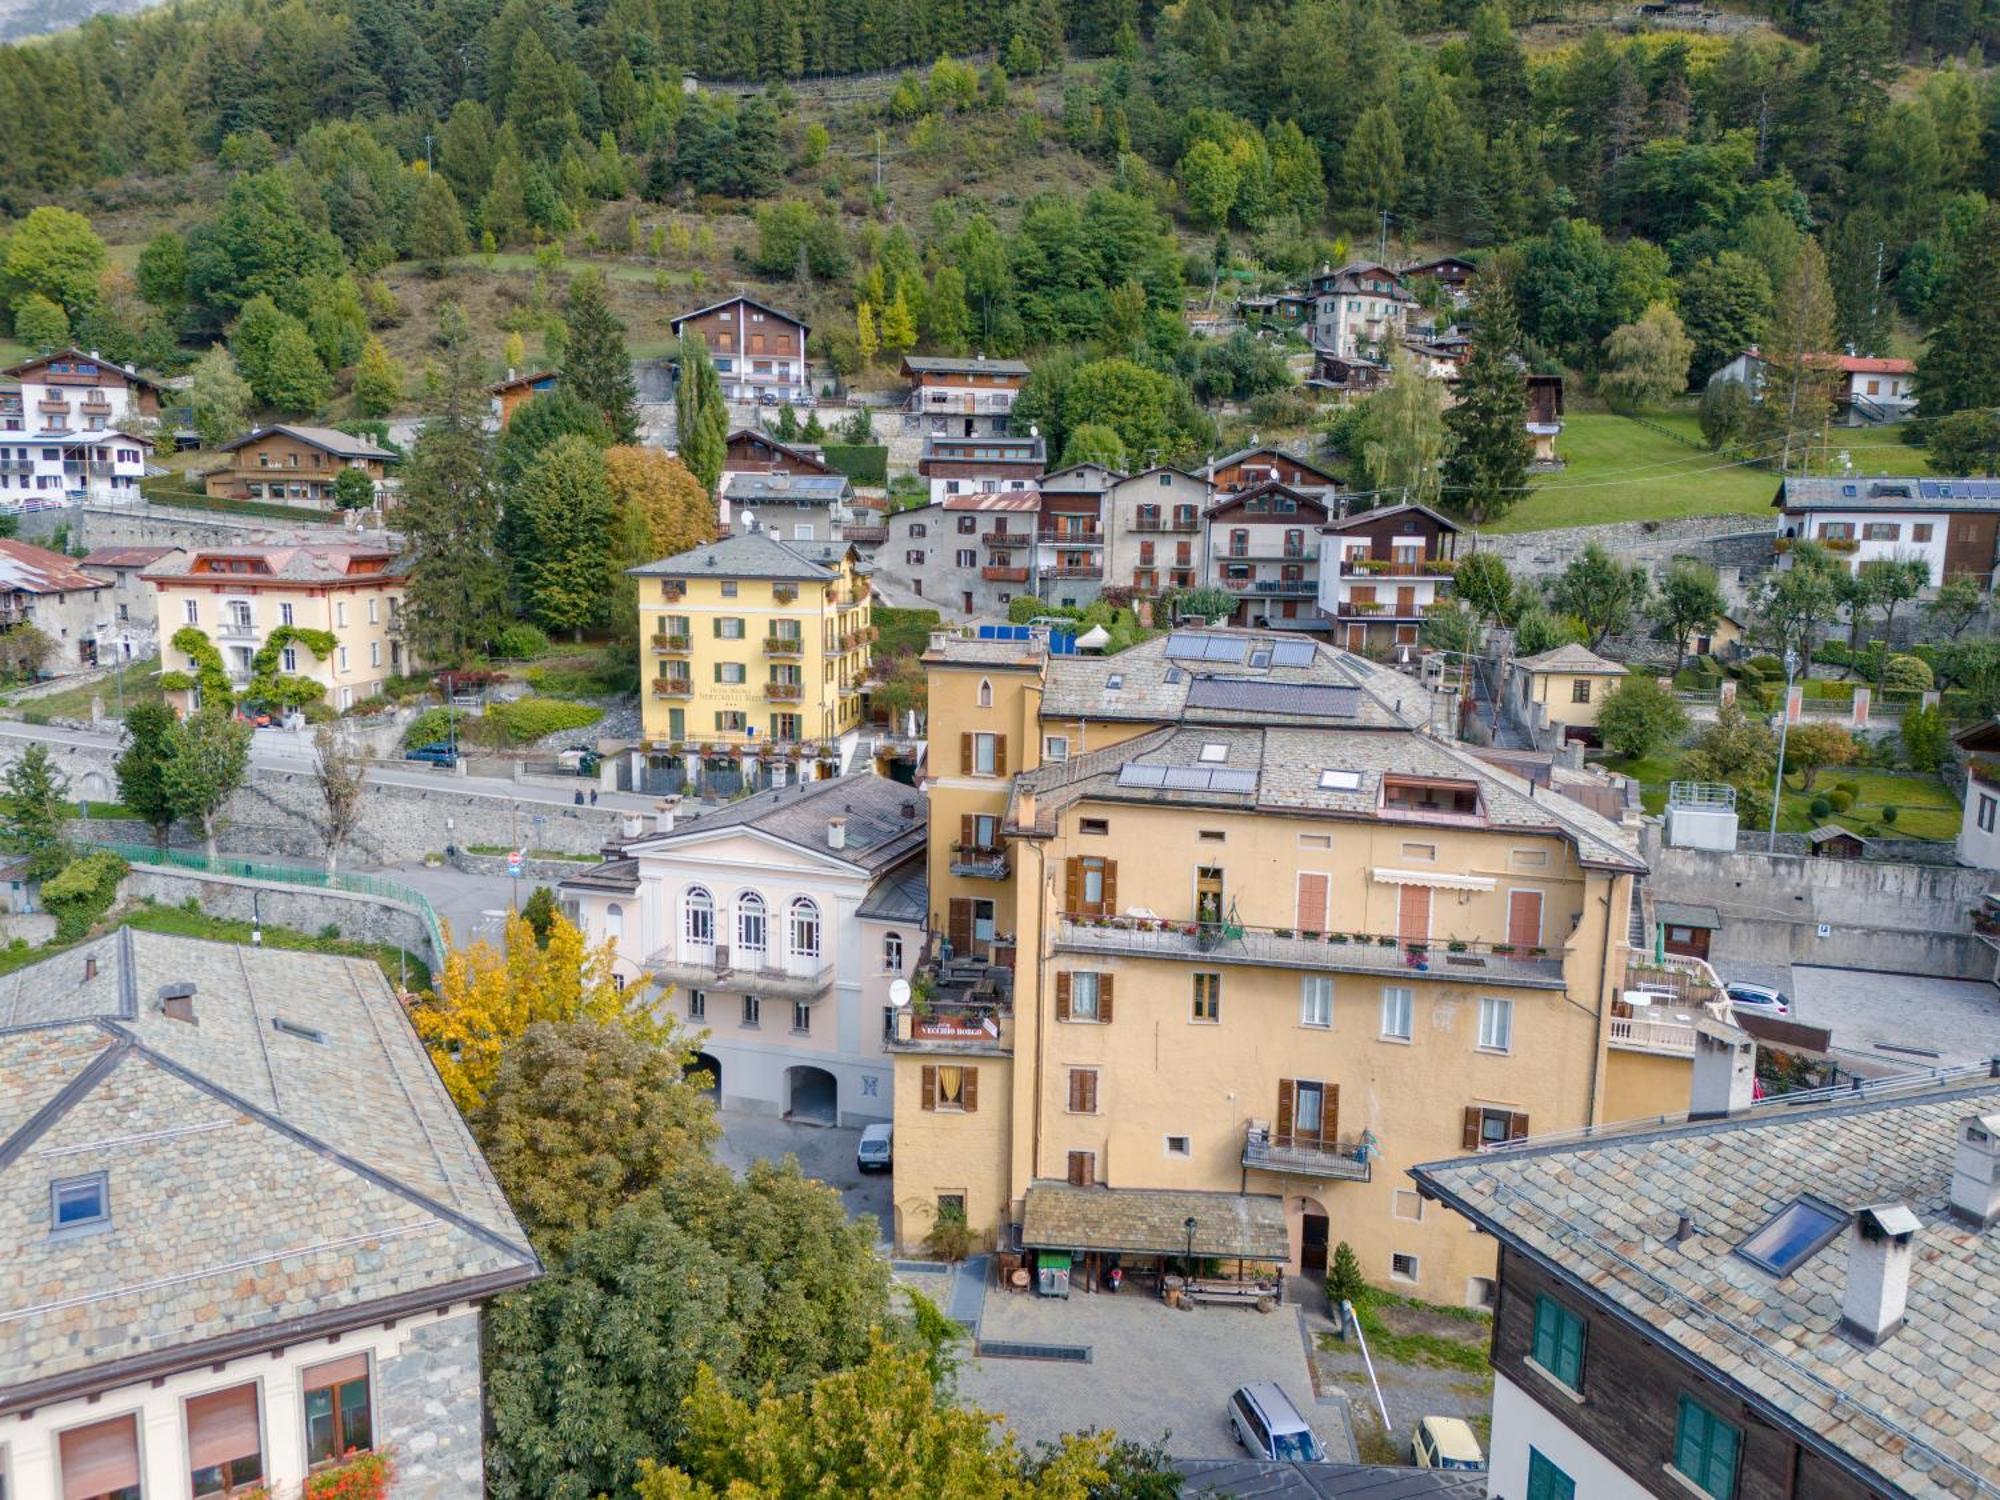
1105, 674, 1123, 691
272, 1016, 326, 1044
1199, 744, 1228, 763
1318, 770, 1362, 790
1249, 647, 1273, 668
1736, 1196, 1848, 1277
51, 1172, 108, 1232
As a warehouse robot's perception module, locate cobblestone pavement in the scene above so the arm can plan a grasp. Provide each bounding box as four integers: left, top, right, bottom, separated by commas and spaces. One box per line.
956, 1280, 1356, 1462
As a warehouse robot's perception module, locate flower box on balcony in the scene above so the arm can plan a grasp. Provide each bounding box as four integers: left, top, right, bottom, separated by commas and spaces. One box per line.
652, 679, 693, 697
1823, 537, 1859, 554
653, 633, 691, 652
764, 636, 803, 653
773, 587, 799, 604
305, 1450, 393, 1500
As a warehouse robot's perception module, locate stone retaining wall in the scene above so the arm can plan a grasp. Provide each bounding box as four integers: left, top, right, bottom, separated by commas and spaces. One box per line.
120, 867, 437, 966
449, 849, 607, 884
1476, 515, 1769, 581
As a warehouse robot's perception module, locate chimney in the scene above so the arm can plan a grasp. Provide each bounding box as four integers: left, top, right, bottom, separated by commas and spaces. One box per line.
1841, 1203, 1921, 1345
158, 981, 197, 1024
622, 813, 644, 839
827, 816, 847, 850
1017, 788, 1037, 828
506, 366, 516, 382
1688, 1022, 1756, 1120
653, 800, 677, 834
900, 799, 917, 820
1949, 1111, 2000, 1230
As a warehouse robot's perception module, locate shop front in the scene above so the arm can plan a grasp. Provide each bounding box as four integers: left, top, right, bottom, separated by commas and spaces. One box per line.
1015, 1183, 1292, 1306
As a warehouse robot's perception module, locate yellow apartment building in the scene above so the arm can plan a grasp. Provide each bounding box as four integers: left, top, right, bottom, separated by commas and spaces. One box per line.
628, 528, 871, 795
1505, 642, 1629, 747
142, 546, 413, 712
891, 626, 1671, 1308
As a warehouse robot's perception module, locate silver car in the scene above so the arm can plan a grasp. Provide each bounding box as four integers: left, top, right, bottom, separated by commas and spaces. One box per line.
1726, 982, 1792, 1018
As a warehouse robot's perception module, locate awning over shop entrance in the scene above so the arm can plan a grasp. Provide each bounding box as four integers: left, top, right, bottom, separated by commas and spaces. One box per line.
1021, 1183, 1291, 1262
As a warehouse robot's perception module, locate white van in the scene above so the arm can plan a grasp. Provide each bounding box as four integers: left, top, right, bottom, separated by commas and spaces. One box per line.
1226, 1383, 1325, 1462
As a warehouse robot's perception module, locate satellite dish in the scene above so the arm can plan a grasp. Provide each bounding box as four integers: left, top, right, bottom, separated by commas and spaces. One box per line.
889, 978, 912, 1008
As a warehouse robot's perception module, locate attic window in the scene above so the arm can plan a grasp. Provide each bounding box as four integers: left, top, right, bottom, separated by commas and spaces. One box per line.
1318, 769, 1362, 790
1199, 744, 1228, 763
1737, 1196, 1848, 1277
1249, 647, 1273, 668
272, 1016, 326, 1044
51, 1172, 108, 1232
1105, 674, 1124, 691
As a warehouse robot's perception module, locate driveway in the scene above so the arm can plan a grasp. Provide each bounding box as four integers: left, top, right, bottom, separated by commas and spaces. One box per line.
956, 1284, 1355, 1462
1786, 965, 2000, 1072
712, 1107, 892, 1244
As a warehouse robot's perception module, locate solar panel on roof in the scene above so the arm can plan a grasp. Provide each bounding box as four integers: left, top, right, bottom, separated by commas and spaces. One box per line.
1117, 764, 1169, 787
1117, 762, 1258, 794
1185, 677, 1360, 719
1270, 641, 1316, 667
1168, 631, 1250, 663
1210, 768, 1258, 793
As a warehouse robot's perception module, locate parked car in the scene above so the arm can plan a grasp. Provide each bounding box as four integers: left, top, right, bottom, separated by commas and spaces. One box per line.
856, 1122, 893, 1172
557, 745, 602, 776
1725, 982, 1792, 1018
403, 742, 459, 768
1413, 1415, 1486, 1471
1227, 1383, 1325, 1463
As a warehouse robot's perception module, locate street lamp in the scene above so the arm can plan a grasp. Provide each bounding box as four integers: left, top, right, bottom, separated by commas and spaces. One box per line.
1767, 647, 1800, 852
1183, 1215, 1197, 1272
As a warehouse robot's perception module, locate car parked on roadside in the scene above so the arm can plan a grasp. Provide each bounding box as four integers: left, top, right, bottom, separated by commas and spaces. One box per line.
856, 1122, 893, 1173
1725, 982, 1792, 1018
403, 742, 459, 768
1413, 1415, 1486, 1471
1227, 1383, 1325, 1463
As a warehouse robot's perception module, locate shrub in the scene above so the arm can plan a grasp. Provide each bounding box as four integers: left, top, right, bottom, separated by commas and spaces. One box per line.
1828, 789, 1854, 813
923, 1198, 975, 1261
484, 697, 604, 744
1881, 804, 1899, 825
494, 623, 552, 660
1882, 653, 1933, 691
1746, 655, 1783, 677
42, 850, 129, 942
1808, 795, 1832, 819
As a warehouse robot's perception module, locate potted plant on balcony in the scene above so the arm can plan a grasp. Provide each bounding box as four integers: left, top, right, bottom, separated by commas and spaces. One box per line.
910, 971, 937, 1018
1447, 940, 1468, 953
1493, 943, 1515, 955
1375, 934, 1396, 947
305, 1450, 394, 1500
1273, 927, 1293, 939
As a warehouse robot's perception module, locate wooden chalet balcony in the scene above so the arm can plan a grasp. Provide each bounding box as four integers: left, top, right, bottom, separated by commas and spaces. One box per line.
1242, 1124, 1371, 1181
763, 635, 805, 655
982, 565, 1029, 583
37, 398, 69, 412
1045, 564, 1103, 579
1224, 543, 1311, 560
1039, 529, 1102, 547
1054, 916, 1565, 989
1223, 577, 1317, 596
982, 529, 1029, 547
765, 681, 805, 701
651, 677, 694, 698
840, 523, 888, 543
1133, 516, 1200, 533
652, 632, 691, 653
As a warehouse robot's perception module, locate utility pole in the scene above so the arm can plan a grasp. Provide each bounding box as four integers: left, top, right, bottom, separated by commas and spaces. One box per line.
1767, 648, 1799, 852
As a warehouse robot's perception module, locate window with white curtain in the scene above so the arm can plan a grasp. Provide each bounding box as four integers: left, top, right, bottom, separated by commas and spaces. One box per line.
884, 932, 903, 971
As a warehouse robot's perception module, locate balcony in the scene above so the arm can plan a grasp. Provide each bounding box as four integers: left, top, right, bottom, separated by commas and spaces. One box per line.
1224, 544, 1312, 561
982, 565, 1029, 583
1039, 529, 1103, 547
1242, 1124, 1372, 1181
659, 583, 687, 603
1045, 564, 1103, 580
1608, 1013, 1699, 1056
37, 399, 69, 413
652, 677, 694, 698
1133, 516, 1200, 533
215, 621, 259, 641
652, 632, 691, 653
763, 635, 804, 655
766, 681, 804, 701
1339, 558, 1456, 577
649, 946, 835, 1000
841, 524, 888, 544
949, 843, 1011, 879
1223, 578, 1317, 596
1053, 916, 1565, 990
883, 1000, 1014, 1053
0, 460, 33, 474
982, 529, 1029, 547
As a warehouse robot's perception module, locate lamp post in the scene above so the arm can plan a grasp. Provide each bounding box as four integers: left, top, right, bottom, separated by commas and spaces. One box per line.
1767, 647, 1800, 852
1183, 1215, 1197, 1274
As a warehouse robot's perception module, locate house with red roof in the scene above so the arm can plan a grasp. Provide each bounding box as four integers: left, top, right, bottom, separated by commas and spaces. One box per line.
1708, 347, 1916, 424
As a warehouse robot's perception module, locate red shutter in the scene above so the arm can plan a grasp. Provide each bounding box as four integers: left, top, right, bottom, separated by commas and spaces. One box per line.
1296, 873, 1328, 933
1067, 1150, 1089, 1186
922, 1066, 937, 1111
995, 735, 1007, 777
1101, 859, 1117, 914
1099, 974, 1114, 1023
1323, 1084, 1340, 1147
1508, 890, 1544, 951
1508, 1110, 1529, 1140
1398, 883, 1431, 944
1056, 971, 1072, 1021
1462, 1107, 1482, 1150
1064, 857, 1081, 914
1277, 1078, 1295, 1145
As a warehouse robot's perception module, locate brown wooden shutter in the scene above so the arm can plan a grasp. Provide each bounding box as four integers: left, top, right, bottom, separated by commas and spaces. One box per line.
1083, 1070, 1098, 1112
1056, 971, 1072, 1021
922, 1066, 937, 1111
1099, 974, 1114, 1023
1462, 1106, 1483, 1150
1296, 873, 1328, 933
1067, 1150, 1091, 1186
1323, 1084, 1339, 1147
1101, 859, 1117, 914
995, 734, 1007, 776
1065, 857, 1081, 914
1277, 1078, 1295, 1143
962, 1067, 979, 1112
960, 813, 975, 848
1508, 1110, 1530, 1140
948, 898, 973, 953
1068, 1069, 1084, 1112
960, 731, 973, 774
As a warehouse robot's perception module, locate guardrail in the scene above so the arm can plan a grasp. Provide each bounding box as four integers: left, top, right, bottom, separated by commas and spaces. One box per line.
73, 834, 448, 964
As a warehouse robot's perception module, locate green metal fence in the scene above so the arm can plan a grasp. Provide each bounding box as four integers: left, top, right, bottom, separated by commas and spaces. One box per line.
79, 836, 448, 961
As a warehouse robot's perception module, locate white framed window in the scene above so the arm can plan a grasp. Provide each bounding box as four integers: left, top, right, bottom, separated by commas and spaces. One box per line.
792, 999, 811, 1033
1044, 735, 1069, 762
716, 661, 746, 684
1301, 975, 1332, 1028
972, 732, 999, 776
1478, 997, 1514, 1053
369, 641, 380, 667
337, 646, 349, 671
280, 602, 294, 625
335, 602, 347, 627
685, 886, 714, 946
1390, 1252, 1419, 1282
281, 647, 298, 673
688, 988, 706, 1020
789, 897, 821, 960
737, 892, 767, 954
1165, 1134, 1192, 1157
367, 597, 378, 624
184, 598, 199, 624
742, 994, 761, 1027
1380, 986, 1413, 1041
1070, 970, 1101, 1021
884, 932, 904, 971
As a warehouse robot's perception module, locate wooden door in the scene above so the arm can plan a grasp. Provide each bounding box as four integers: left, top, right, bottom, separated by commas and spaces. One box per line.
1296, 873, 1328, 934
1396, 585, 1416, 615
1397, 884, 1430, 944
1507, 890, 1543, 951
1665, 924, 1710, 960
1346, 623, 1367, 651
1300, 1211, 1329, 1273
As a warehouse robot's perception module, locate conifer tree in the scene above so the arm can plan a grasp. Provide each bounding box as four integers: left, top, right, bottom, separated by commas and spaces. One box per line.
674, 332, 728, 494
563, 269, 639, 442
353, 337, 403, 417
1918, 202, 2000, 420
1440, 280, 1532, 524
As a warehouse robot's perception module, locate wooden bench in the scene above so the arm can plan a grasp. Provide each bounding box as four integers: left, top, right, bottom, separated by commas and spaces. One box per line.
1179, 1279, 1281, 1308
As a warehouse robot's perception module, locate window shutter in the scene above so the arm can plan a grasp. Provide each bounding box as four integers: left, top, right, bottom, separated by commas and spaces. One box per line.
1067, 1150, 1088, 1186
921, 1065, 937, 1111
960, 732, 973, 774
995, 734, 1007, 777
1064, 857, 1081, 914
1082, 1071, 1097, 1113
1296, 872, 1328, 932
962, 1067, 978, 1112
1099, 974, 1114, 1023
1277, 1078, 1295, 1142
1323, 1084, 1339, 1147
1068, 1069, 1084, 1112
186, 1384, 262, 1475
1056, 971, 1072, 1021
1101, 859, 1117, 913
948, 898, 973, 953
1509, 1110, 1530, 1141
60, 1415, 141, 1500
961, 813, 975, 848
1462, 1107, 1483, 1150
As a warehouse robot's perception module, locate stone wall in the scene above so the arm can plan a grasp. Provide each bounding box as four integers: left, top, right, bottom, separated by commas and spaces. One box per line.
376, 1310, 489, 1500
120, 866, 437, 966
1641, 822, 1996, 978
16, 501, 377, 552
1474, 515, 1770, 582
449, 849, 607, 883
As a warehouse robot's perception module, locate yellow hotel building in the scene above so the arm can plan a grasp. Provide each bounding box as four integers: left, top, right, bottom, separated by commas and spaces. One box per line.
628, 528, 871, 792
890, 626, 1681, 1307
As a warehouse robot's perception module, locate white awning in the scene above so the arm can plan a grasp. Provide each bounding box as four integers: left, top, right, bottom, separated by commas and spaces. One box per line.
1370, 867, 1496, 892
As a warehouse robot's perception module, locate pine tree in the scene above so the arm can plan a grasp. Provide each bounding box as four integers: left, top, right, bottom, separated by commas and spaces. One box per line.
1440, 280, 1532, 524
674, 332, 728, 494
927, 266, 970, 352
353, 337, 403, 417
563, 269, 639, 442
408, 170, 470, 275
506, 434, 619, 639
1917, 202, 2000, 420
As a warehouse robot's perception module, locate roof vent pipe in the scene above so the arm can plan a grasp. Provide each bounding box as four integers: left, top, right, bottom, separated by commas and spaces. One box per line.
1949, 1111, 2000, 1230
1842, 1204, 1921, 1346
1673, 1212, 1695, 1245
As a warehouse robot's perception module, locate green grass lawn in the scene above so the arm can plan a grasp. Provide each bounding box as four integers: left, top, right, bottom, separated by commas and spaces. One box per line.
2, 658, 163, 722
1777, 768, 1960, 839
1601, 750, 1681, 815
1487, 412, 1776, 533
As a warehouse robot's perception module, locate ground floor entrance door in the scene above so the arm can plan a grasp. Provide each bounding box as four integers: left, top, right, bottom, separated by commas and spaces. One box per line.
1301, 1210, 1329, 1273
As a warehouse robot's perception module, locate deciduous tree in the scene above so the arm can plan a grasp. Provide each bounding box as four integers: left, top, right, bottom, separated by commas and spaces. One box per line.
353, 336, 403, 417
1924, 574, 1983, 639
0, 743, 71, 881
1756, 238, 1839, 472
189, 346, 253, 450
163, 711, 251, 859
1549, 543, 1647, 649
1359, 346, 1447, 507
310, 725, 367, 875
1651, 559, 1725, 668
115, 700, 180, 846
2, 205, 106, 315
1454, 550, 1516, 627
1598, 302, 1694, 412
1595, 677, 1689, 761
506, 434, 619, 638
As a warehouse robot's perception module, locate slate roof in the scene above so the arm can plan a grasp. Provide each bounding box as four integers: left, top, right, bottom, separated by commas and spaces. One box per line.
628, 528, 845, 581
78, 546, 176, 571
856, 856, 926, 923
1776, 477, 2000, 514
901, 354, 1032, 377
1175, 1460, 1489, 1498
1321, 502, 1460, 535
1413, 1081, 2000, 1500
1807, 823, 1868, 846
724, 471, 853, 506
1022, 1183, 1292, 1260
0, 930, 537, 1413
487, 368, 558, 394
616, 773, 925, 875
1202, 446, 1341, 486
216, 424, 398, 461
1511, 643, 1628, 675
670, 293, 809, 333
0, 537, 107, 594
1655, 901, 1721, 930
138, 546, 411, 584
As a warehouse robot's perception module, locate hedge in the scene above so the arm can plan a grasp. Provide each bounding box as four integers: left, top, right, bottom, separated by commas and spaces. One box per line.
486, 698, 603, 743
44, 850, 130, 942
139, 481, 333, 525
820, 443, 889, 486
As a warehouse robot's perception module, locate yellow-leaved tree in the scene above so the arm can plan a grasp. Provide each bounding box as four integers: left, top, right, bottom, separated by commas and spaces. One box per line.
636, 1340, 1113, 1500
414, 908, 662, 1112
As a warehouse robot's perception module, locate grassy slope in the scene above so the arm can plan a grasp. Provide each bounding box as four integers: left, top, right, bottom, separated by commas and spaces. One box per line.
1606, 748, 1960, 839
1487, 412, 1776, 533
